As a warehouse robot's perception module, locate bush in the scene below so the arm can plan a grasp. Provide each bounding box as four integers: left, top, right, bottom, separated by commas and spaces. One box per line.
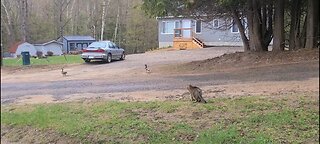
36, 51, 43, 58
69, 50, 82, 55
46, 51, 54, 56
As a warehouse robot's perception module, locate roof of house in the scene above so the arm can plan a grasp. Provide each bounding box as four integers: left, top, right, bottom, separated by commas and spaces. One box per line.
34, 40, 63, 46
156, 15, 186, 19
62, 35, 96, 41
8, 41, 24, 53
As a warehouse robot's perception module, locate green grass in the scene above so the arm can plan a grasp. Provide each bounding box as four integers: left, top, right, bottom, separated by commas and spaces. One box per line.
3, 55, 83, 66
1, 95, 319, 143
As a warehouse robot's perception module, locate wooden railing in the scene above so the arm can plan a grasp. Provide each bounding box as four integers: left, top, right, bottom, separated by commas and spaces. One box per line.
193, 37, 204, 48
174, 28, 205, 48
174, 28, 194, 39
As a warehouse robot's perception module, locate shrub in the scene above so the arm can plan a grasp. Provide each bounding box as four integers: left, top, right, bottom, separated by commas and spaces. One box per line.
36, 51, 43, 58
46, 51, 54, 56
69, 50, 82, 55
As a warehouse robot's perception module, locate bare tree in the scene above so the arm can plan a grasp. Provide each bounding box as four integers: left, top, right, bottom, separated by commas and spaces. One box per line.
1, 0, 15, 45
0, 0, 158, 55
100, 0, 110, 41
113, 1, 120, 42
20, 0, 28, 42
100, 0, 106, 40
54, 0, 71, 38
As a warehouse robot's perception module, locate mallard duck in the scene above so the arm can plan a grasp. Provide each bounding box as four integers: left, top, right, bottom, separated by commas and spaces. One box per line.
61, 68, 67, 76
145, 64, 151, 73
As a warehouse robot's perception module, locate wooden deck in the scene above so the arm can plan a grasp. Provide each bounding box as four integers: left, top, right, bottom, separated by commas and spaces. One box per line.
173, 28, 205, 50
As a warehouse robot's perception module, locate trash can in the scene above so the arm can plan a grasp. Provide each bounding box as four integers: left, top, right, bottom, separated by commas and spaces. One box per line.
21, 51, 30, 65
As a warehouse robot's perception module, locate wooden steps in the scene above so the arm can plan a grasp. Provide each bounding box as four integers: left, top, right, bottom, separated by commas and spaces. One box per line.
173, 37, 205, 50
192, 37, 205, 48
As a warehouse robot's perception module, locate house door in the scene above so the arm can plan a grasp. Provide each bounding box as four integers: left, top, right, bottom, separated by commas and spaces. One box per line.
182, 20, 191, 38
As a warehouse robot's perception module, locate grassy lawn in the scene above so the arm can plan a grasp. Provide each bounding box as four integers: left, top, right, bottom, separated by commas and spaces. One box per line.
1, 95, 319, 143
2, 55, 83, 66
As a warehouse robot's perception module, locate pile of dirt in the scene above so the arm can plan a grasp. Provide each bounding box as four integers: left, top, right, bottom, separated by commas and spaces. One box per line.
169, 48, 319, 73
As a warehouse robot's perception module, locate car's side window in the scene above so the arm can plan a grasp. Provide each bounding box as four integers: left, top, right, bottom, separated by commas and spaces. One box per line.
113, 43, 119, 49
102, 43, 107, 48
108, 43, 115, 49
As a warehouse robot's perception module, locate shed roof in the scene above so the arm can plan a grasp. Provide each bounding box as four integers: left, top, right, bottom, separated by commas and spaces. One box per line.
34, 40, 63, 46
63, 36, 96, 41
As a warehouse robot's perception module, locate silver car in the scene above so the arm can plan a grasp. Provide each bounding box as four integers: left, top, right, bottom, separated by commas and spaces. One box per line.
81, 41, 125, 63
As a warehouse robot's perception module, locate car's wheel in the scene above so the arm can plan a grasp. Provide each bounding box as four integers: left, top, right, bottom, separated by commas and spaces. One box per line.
84, 59, 91, 63
106, 53, 112, 63
120, 52, 125, 60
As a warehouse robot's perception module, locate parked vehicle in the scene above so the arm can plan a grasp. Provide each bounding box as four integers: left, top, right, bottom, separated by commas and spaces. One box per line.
81, 41, 125, 63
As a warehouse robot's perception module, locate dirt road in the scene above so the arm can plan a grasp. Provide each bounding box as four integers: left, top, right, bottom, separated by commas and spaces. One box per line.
1, 47, 319, 104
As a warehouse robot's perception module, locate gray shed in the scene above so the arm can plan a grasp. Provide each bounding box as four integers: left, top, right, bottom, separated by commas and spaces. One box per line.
57, 36, 96, 53
34, 40, 63, 56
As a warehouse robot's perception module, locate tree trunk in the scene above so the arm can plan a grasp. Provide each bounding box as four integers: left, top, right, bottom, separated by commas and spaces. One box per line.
100, 0, 110, 41
272, 0, 284, 51
59, 9, 63, 38
251, 0, 265, 51
247, 0, 254, 51
100, 1, 106, 40
20, 0, 28, 42
70, 0, 76, 34
263, 4, 273, 50
305, 0, 319, 48
289, 0, 301, 50
246, 0, 273, 51
232, 10, 250, 51
1, 28, 3, 66
113, 4, 120, 42
300, 13, 308, 48
1, 0, 15, 46
75, 1, 80, 34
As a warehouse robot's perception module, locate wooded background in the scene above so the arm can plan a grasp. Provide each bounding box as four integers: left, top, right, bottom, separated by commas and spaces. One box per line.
1, 0, 319, 56
1, 0, 158, 54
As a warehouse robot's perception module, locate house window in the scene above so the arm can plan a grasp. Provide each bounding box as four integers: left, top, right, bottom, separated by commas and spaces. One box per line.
162, 21, 175, 34
76, 43, 82, 50
83, 43, 88, 48
231, 20, 239, 33
195, 20, 202, 33
175, 21, 181, 29
213, 19, 219, 28
69, 43, 76, 51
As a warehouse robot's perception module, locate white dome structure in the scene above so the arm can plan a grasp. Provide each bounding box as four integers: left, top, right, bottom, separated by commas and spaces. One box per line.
15, 42, 38, 57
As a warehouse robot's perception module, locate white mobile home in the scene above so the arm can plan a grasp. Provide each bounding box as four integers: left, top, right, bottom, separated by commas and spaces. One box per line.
157, 16, 245, 49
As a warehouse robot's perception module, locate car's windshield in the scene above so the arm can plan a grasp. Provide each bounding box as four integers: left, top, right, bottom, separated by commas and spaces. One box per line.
87, 42, 107, 49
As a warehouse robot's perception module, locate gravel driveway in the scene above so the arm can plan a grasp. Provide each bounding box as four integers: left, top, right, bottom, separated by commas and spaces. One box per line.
1, 47, 319, 104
